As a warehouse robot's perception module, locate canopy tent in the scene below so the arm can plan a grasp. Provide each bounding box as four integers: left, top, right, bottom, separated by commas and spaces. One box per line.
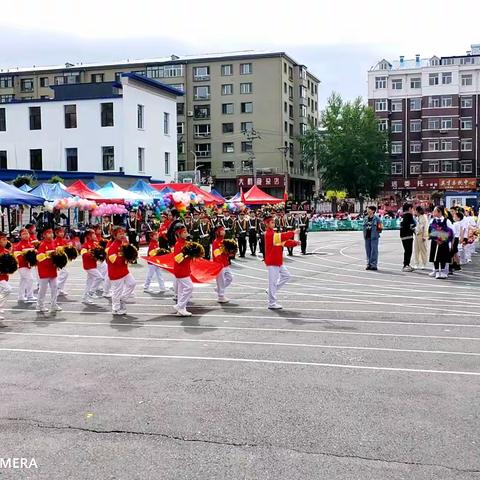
65, 180, 105, 201
30, 183, 74, 201
18, 184, 33, 192
0, 180, 45, 206
228, 193, 241, 203
86, 181, 101, 191
151, 183, 222, 205
242, 185, 283, 205
210, 188, 226, 203
96, 181, 147, 203
129, 180, 164, 199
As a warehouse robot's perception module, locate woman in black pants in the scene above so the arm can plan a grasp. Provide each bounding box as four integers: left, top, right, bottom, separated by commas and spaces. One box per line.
400, 202, 416, 272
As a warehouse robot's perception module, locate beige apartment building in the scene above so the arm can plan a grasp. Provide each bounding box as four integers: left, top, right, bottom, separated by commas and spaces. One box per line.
0, 51, 320, 198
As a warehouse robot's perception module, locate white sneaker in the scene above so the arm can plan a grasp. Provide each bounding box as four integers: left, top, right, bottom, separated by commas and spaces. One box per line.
143, 287, 157, 294
435, 272, 441, 279
402, 266, 414, 272
268, 304, 283, 310
429, 271, 437, 277
89, 293, 100, 299
440, 273, 448, 279
50, 305, 63, 312
102, 292, 112, 298
58, 290, 68, 297
82, 298, 95, 305
26, 297, 37, 303
36, 306, 48, 313
176, 309, 192, 317
217, 297, 230, 303
112, 308, 127, 315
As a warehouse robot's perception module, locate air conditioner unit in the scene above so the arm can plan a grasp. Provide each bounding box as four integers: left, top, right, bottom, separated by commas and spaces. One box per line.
187, 111, 194, 117
182, 178, 193, 183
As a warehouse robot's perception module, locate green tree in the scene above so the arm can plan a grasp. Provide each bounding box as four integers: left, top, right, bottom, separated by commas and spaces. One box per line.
12, 174, 36, 189
49, 175, 64, 184
315, 93, 388, 209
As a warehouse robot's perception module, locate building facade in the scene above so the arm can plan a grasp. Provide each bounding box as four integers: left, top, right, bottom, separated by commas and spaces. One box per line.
0, 74, 180, 182
368, 44, 480, 200
0, 51, 320, 198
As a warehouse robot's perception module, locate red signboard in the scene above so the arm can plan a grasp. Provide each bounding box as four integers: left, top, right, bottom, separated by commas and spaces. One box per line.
387, 177, 477, 191
237, 174, 286, 188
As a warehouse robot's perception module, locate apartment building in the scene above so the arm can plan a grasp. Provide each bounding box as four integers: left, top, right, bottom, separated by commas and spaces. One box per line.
368, 44, 480, 198
0, 51, 320, 198
0, 74, 180, 182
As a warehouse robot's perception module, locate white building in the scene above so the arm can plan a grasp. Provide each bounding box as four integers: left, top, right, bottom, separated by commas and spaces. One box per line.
0, 73, 182, 182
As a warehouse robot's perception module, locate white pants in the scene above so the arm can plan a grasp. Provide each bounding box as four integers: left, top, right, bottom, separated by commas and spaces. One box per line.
18, 267, 35, 301
216, 266, 233, 298
0, 280, 12, 310
175, 277, 193, 311
98, 262, 110, 294
267, 265, 291, 307
110, 273, 136, 312
37, 278, 58, 310
83, 268, 103, 300
57, 268, 68, 292
144, 264, 165, 290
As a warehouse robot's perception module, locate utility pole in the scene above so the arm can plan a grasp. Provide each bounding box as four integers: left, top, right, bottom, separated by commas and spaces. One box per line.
243, 127, 261, 183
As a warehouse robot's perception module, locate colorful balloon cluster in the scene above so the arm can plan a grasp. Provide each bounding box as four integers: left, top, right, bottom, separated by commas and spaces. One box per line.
152, 191, 200, 219
43, 197, 98, 213
91, 203, 128, 217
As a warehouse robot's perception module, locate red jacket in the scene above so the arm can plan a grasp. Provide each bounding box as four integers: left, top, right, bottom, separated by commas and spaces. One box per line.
212, 238, 229, 268
29, 232, 37, 241
54, 237, 70, 247
0, 246, 11, 281
81, 240, 97, 270
173, 239, 191, 279
36, 240, 57, 279
106, 240, 129, 280
264, 228, 294, 266
147, 239, 159, 256
14, 239, 33, 269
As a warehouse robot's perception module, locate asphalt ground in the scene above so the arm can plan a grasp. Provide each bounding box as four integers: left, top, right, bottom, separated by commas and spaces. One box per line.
0, 230, 479, 480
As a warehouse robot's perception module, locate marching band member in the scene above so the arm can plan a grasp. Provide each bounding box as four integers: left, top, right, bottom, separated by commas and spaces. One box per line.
297, 212, 309, 255
198, 212, 212, 260
0, 233, 13, 319
285, 211, 296, 256
212, 225, 233, 303
247, 210, 258, 256
220, 210, 235, 240
143, 230, 166, 294
173, 224, 193, 317
81, 229, 103, 305
235, 211, 248, 258
13, 228, 37, 303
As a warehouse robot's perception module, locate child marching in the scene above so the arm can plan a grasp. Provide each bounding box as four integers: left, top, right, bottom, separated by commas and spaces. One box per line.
13, 228, 37, 304
0, 233, 15, 320
80, 229, 104, 305
212, 226, 235, 303
143, 230, 166, 294
173, 225, 194, 317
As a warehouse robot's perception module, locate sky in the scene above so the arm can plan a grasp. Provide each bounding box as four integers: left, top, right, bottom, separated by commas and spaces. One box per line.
1, 0, 479, 107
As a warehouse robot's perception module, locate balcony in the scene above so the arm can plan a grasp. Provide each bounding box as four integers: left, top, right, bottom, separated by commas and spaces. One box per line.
194, 150, 212, 158
194, 132, 211, 139
194, 75, 210, 82
194, 94, 211, 101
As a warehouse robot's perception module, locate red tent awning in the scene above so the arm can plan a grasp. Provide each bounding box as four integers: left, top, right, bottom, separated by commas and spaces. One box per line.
242, 185, 283, 205
151, 183, 222, 205
66, 180, 105, 201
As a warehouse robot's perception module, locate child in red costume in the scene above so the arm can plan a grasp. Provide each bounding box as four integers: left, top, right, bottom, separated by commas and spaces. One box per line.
54, 226, 71, 296
80, 229, 103, 305
173, 225, 193, 317
13, 228, 37, 303
144, 231, 166, 293
0, 233, 13, 320
212, 225, 233, 303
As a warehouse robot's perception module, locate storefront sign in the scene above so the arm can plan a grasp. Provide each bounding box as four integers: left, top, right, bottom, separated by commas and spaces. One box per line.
387, 177, 477, 191
237, 174, 286, 188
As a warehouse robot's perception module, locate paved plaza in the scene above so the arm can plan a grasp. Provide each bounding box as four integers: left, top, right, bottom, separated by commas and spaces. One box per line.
0, 230, 479, 479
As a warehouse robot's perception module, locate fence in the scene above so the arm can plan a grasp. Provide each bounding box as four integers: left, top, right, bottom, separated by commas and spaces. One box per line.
310, 218, 400, 232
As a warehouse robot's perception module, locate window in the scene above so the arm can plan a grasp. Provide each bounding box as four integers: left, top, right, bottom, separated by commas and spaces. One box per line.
410, 98, 421, 111
0, 95, 14, 103
375, 76, 387, 89
240, 63, 252, 75
163, 112, 170, 134
391, 100, 402, 112
223, 161, 234, 171
145, 64, 184, 79
410, 77, 421, 89
391, 78, 402, 90
410, 119, 421, 132
30, 149, 42, 170
461, 139, 473, 151
138, 147, 145, 172
222, 103, 234, 114
427, 118, 440, 130
461, 74, 473, 86
0, 108, 5, 131
21, 79, 34, 92
194, 85, 210, 100
284, 82, 287, 94
0, 150, 7, 169
288, 66, 293, 80
0, 76, 13, 88
177, 102, 185, 116
241, 121, 253, 133
441, 96, 452, 107
101, 103, 114, 127
300, 104, 307, 117
115, 72, 123, 82
65, 148, 78, 171
194, 144, 211, 157
289, 124, 294, 137
391, 142, 402, 154
410, 164, 421, 174
441, 140, 453, 151
221, 84, 233, 95
136, 105, 144, 129
194, 105, 210, 119
194, 124, 211, 138
461, 163, 473, 173
221, 64, 233, 76
461, 118, 473, 130
165, 152, 170, 175
460, 57, 474, 65
429, 73, 439, 86
428, 162, 439, 173
241, 102, 253, 113
461, 97, 473, 108
54, 72, 80, 85
177, 122, 184, 135
178, 142, 185, 155
378, 119, 388, 132
441, 118, 452, 129
222, 142, 234, 153
442, 161, 453, 172
391, 121, 402, 133
240, 82, 252, 94
284, 121, 288, 133
289, 142, 294, 158
410, 142, 421, 153
428, 97, 440, 108
29, 107, 41, 130
193, 66, 210, 81
241, 141, 253, 152
428, 140, 440, 151
442, 72, 452, 84
391, 162, 403, 174
91, 73, 104, 83
64, 105, 77, 129
102, 146, 115, 170
289, 104, 294, 118
222, 122, 234, 133
443, 58, 454, 65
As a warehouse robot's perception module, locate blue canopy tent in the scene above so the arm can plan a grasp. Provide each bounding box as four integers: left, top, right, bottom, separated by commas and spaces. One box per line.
18, 184, 33, 192
211, 188, 226, 203
30, 183, 74, 201
129, 180, 165, 199
96, 181, 147, 202
86, 181, 101, 191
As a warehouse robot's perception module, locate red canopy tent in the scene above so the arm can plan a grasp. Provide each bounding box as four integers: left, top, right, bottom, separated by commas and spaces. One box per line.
242, 185, 283, 205
151, 183, 222, 206
65, 180, 105, 201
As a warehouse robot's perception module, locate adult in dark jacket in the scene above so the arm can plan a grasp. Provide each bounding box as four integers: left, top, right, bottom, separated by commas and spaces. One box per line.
400, 202, 416, 272
363, 206, 383, 270
166, 210, 184, 248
